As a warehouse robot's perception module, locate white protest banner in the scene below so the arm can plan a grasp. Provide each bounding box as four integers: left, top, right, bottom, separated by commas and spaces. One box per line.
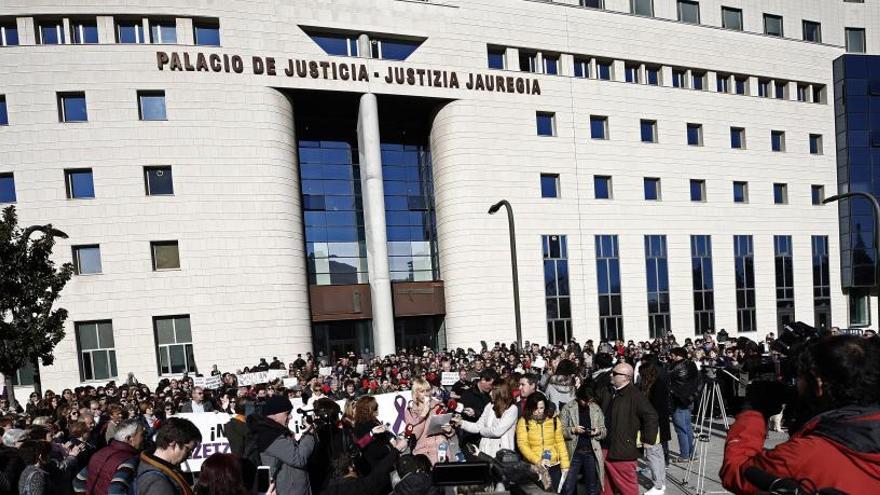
236, 371, 270, 386
192, 376, 207, 388
533, 357, 547, 369
287, 391, 412, 440
318, 366, 333, 377
204, 375, 222, 390
268, 369, 287, 381
356, 364, 366, 375
441, 372, 458, 386
283, 377, 299, 388
177, 412, 233, 472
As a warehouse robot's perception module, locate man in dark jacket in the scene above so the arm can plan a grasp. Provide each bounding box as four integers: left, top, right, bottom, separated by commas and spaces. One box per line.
247, 396, 316, 495
596, 362, 659, 495
179, 387, 214, 413
74, 418, 144, 494
458, 369, 496, 447
668, 347, 699, 463
225, 397, 249, 457
134, 417, 202, 495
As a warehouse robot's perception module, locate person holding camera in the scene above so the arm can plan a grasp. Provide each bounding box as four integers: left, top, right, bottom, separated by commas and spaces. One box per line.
721, 335, 880, 494
246, 396, 316, 495
667, 347, 699, 464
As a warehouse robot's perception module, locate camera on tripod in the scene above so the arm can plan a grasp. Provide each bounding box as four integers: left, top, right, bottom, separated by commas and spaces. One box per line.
296, 406, 339, 430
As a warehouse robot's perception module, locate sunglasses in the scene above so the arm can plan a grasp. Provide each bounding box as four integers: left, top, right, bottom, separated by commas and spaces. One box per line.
611, 372, 631, 377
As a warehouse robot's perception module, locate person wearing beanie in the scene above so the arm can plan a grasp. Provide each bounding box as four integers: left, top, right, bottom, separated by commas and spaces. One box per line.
246, 396, 316, 495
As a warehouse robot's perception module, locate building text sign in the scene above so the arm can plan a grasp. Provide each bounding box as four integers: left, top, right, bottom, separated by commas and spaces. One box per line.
156, 51, 542, 96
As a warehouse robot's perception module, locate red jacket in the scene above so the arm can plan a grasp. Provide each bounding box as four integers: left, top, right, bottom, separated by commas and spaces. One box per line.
721, 407, 880, 494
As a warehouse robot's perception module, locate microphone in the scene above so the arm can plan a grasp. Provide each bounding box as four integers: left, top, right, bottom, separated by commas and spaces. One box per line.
447, 399, 464, 414
744, 467, 801, 493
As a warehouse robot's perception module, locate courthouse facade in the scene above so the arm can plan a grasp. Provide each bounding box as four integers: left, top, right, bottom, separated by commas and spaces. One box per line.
1, 0, 878, 389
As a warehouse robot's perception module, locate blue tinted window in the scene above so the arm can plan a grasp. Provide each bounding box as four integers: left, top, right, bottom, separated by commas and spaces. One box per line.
66, 169, 95, 199
735, 78, 746, 95
145, 167, 173, 195
810, 134, 822, 154
771, 131, 785, 151
39, 22, 64, 44
644, 178, 660, 200
733, 181, 747, 203
1, 24, 18, 46
774, 183, 787, 204
598, 62, 611, 80
730, 127, 744, 148
150, 22, 177, 44
59, 93, 88, 122
591, 116, 607, 139
543, 56, 558, 75
594, 176, 611, 199
687, 124, 702, 145
690, 180, 704, 201
574, 60, 589, 78
377, 39, 419, 60
692, 73, 705, 90
672, 71, 685, 88
0, 173, 15, 203
194, 22, 221, 46
541, 174, 559, 198
312, 34, 357, 56
117, 21, 144, 43
488, 49, 504, 69
641, 120, 657, 143
0, 96, 7, 125
646, 67, 659, 85
73, 246, 102, 274
72, 21, 98, 44
139, 92, 167, 120
625, 66, 638, 83
536, 112, 555, 136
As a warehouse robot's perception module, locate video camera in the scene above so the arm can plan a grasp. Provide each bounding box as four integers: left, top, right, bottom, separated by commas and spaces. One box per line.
772, 321, 823, 357
296, 406, 339, 430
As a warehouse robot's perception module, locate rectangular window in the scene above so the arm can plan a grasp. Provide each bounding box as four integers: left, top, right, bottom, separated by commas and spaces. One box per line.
733, 181, 748, 203
692, 71, 706, 90
773, 183, 788, 204
640, 119, 657, 143
644, 177, 661, 200
590, 115, 608, 139
543, 54, 559, 75
774, 235, 795, 327
597, 60, 612, 80
803, 20, 822, 43
536, 112, 556, 137
735, 76, 747, 95
594, 175, 612, 199
645, 235, 670, 338
797, 84, 809, 102
677, 0, 700, 24
721, 7, 743, 31
730, 127, 746, 149
625, 64, 639, 83
71, 19, 98, 44
734, 235, 757, 332
0, 95, 7, 125
520, 51, 538, 73
687, 123, 703, 146
801, 127, 819, 158
596, 235, 624, 341
193, 20, 221, 46
690, 179, 706, 202
12, 362, 35, 386
691, 235, 715, 334
758, 79, 770, 97
717, 74, 730, 93
812, 236, 832, 330
646, 66, 660, 85
487, 47, 505, 69
775, 81, 787, 99
138, 90, 167, 121
151, 241, 180, 270
771, 130, 786, 152
76, 321, 117, 381
813, 85, 826, 104
846, 28, 866, 53
144, 166, 173, 196
65, 169, 95, 199
541, 173, 560, 198
153, 315, 196, 375
812, 185, 825, 205
310, 33, 359, 56
0, 22, 19, 46
72, 245, 102, 275
58, 92, 88, 122
371, 38, 420, 61
631, 0, 654, 17
849, 289, 870, 327
764, 14, 784, 37
0, 173, 16, 203
580, 0, 605, 7
543, 235, 572, 344
117, 19, 146, 44
37, 19, 65, 44
150, 19, 177, 44
672, 69, 686, 88
574, 58, 590, 78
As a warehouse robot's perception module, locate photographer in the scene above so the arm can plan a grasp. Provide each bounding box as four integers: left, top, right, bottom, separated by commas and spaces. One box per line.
246, 396, 316, 495
668, 347, 699, 463
721, 335, 880, 494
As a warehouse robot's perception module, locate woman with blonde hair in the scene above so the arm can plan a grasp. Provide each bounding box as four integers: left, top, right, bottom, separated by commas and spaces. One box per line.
405, 377, 458, 464
453, 380, 518, 458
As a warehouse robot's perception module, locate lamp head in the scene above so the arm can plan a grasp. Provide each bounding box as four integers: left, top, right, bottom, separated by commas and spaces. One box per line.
488, 201, 504, 215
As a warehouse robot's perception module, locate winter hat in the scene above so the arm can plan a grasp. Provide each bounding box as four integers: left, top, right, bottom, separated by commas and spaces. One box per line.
262, 396, 293, 416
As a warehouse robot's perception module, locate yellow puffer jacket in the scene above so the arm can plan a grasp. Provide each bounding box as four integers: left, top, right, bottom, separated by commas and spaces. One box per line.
516, 417, 570, 469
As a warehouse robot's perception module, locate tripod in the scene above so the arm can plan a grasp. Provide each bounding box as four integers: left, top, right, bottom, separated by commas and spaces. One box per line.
681, 369, 737, 494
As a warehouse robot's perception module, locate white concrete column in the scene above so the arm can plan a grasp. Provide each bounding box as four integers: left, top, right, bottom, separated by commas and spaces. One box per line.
560, 53, 574, 77
176, 17, 194, 45
660, 66, 673, 87
357, 93, 395, 356
97, 16, 115, 44
505, 47, 519, 71
612, 60, 626, 82
62, 18, 72, 44
358, 33, 371, 59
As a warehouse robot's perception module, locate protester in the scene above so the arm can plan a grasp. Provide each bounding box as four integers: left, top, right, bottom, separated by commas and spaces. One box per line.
74, 418, 144, 494
668, 347, 699, 463
17, 440, 52, 495
180, 388, 213, 414
404, 378, 457, 464
637, 355, 670, 495
454, 380, 518, 458
546, 360, 577, 410
134, 417, 201, 495
224, 398, 248, 458
192, 453, 252, 495
246, 396, 315, 495
559, 382, 606, 495
516, 392, 569, 491
516, 373, 539, 416
458, 369, 496, 447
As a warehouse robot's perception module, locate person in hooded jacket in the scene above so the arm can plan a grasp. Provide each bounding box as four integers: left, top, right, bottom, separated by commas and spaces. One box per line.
721, 335, 880, 495
546, 360, 577, 410
246, 396, 316, 495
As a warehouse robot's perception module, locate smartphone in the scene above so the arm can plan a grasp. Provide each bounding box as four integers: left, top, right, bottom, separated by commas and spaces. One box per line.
256, 466, 271, 494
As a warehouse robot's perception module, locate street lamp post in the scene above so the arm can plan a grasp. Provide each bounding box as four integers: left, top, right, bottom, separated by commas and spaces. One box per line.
823, 192, 880, 331
488, 200, 522, 348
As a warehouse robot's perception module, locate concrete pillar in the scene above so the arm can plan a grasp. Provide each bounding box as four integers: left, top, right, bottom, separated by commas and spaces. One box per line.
176, 17, 194, 45
560, 53, 574, 77
62, 18, 71, 44
17, 18, 35, 45
142, 18, 150, 43
661, 66, 673, 87
357, 93, 395, 356
612, 60, 625, 82
707, 71, 718, 92
97, 16, 115, 44
748, 76, 759, 97
505, 47, 519, 72
358, 33, 371, 59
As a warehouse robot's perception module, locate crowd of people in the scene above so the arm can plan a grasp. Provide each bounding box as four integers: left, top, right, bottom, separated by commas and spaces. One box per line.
0, 329, 877, 495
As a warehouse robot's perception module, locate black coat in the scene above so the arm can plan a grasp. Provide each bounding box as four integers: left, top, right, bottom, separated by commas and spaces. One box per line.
668, 360, 700, 409
226, 416, 248, 457
596, 383, 659, 461
459, 387, 491, 445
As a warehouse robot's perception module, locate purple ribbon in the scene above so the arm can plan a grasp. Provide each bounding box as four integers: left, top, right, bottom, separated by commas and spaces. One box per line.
392, 395, 407, 434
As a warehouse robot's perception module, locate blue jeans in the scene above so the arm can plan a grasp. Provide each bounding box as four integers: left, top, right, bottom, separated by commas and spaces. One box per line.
563, 449, 598, 495
672, 407, 694, 459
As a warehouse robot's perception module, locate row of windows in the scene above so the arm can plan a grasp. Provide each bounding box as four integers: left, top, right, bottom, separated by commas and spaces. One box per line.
71, 315, 195, 381
536, 113, 825, 154
572, 1, 868, 54
305, 29, 422, 61
0, 16, 220, 47
538, 172, 826, 205
0, 166, 173, 204
72, 241, 180, 275
0, 90, 166, 126
489, 47, 826, 104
